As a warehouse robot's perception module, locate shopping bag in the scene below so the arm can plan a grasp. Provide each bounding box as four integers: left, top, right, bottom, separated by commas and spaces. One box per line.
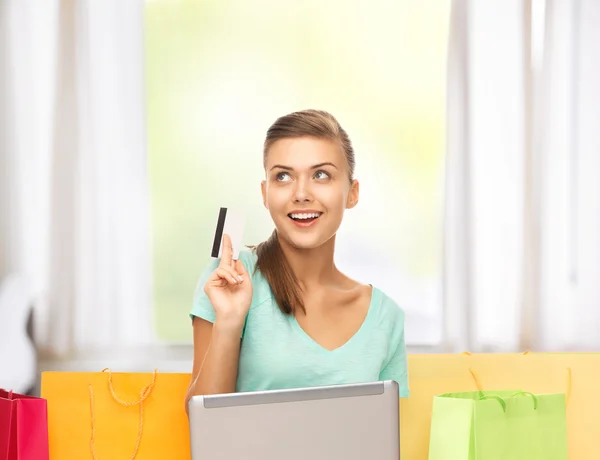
463, 352, 600, 460
399, 352, 600, 460
0, 389, 49, 460
400, 353, 507, 460
41, 369, 192, 459
428, 390, 568, 460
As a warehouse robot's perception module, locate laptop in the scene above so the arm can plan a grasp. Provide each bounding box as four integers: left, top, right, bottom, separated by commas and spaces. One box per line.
188, 380, 400, 460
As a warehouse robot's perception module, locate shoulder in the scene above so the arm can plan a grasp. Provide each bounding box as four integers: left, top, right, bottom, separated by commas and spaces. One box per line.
371, 287, 405, 329
370, 288, 410, 396
368, 287, 406, 349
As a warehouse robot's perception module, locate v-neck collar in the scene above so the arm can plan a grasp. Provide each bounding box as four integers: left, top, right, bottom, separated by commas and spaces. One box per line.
287, 285, 380, 355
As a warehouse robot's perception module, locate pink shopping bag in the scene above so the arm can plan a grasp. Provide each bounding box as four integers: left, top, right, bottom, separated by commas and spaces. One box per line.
0, 389, 49, 460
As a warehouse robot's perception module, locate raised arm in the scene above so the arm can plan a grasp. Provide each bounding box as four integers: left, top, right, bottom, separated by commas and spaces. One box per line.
184, 235, 253, 413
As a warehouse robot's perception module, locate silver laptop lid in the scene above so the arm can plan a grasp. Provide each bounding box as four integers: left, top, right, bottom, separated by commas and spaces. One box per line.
189, 380, 400, 460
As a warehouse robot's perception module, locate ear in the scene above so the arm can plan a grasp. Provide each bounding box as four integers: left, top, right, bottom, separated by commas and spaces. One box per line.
261, 180, 268, 209
346, 179, 359, 209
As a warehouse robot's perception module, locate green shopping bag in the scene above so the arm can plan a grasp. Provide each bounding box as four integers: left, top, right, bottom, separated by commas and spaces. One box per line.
428, 390, 567, 460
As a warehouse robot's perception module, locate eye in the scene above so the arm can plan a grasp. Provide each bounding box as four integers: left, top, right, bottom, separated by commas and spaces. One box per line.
275, 171, 292, 182
314, 170, 330, 180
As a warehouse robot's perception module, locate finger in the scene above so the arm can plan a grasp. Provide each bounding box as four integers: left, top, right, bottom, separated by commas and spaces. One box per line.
213, 267, 240, 286
224, 264, 244, 283
234, 259, 248, 280
219, 234, 234, 268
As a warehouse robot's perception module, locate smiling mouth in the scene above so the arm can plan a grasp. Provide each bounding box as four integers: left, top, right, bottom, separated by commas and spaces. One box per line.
288, 212, 322, 226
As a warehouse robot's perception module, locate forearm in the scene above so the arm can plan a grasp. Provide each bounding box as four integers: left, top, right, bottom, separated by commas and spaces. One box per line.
190, 320, 242, 396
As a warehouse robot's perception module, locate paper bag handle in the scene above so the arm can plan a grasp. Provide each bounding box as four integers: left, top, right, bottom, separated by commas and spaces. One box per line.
478, 392, 537, 412
467, 361, 572, 406
479, 394, 507, 412
510, 391, 538, 409
88, 368, 158, 460
521, 349, 570, 395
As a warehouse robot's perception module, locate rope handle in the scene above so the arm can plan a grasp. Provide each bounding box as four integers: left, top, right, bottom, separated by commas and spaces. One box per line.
103, 368, 157, 407
477, 391, 538, 412
468, 368, 484, 393
468, 365, 572, 407
511, 391, 538, 409
479, 394, 507, 412
88, 368, 158, 460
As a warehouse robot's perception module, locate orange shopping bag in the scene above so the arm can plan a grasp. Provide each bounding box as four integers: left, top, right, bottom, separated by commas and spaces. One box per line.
400, 352, 600, 460
41, 369, 191, 459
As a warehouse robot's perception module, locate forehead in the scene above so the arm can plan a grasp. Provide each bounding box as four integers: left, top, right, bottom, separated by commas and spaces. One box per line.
265, 136, 346, 169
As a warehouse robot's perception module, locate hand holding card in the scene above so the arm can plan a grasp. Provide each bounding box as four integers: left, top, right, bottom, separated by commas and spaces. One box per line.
203, 233, 253, 328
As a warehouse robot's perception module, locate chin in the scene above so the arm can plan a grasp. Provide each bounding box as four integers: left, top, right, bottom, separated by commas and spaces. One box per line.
272, 214, 340, 250
287, 239, 323, 251
280, 230, 335, 251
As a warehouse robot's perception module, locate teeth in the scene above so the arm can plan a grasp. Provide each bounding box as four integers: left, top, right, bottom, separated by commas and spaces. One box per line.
290, 212, 321, 220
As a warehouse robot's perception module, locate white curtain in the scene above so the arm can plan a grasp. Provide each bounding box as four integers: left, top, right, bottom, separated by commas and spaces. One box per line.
0, 0, 153, 358
445, 0, 600, 352
536, 0, 600, 350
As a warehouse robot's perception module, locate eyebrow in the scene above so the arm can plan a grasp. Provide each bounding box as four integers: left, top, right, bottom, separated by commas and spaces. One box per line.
269, 162, 338, 171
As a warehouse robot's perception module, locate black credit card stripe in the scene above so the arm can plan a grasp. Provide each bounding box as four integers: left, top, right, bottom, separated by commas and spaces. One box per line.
211, 207, 228, 257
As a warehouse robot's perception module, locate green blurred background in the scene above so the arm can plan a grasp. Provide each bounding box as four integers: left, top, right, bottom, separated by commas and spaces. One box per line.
144, 0, 450, 342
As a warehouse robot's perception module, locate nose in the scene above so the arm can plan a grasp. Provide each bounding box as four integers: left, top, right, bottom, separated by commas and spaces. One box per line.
293, 177, 313, 203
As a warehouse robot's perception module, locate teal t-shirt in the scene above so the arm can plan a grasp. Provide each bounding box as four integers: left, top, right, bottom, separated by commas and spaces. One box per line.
190, 249, 410, 397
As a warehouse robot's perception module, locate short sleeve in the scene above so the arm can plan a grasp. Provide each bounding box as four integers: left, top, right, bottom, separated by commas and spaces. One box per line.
378, 303, 410, 398
189, 249, 257, 338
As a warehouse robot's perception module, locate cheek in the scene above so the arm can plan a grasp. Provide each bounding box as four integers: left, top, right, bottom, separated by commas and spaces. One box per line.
318, 187, 348, 211
265, 186, 289, 210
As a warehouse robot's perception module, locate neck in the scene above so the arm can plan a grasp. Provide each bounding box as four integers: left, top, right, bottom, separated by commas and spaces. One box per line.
278, 234, 338, 290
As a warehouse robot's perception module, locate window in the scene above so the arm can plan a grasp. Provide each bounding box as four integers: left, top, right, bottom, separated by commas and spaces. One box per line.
145, 0, 451, 345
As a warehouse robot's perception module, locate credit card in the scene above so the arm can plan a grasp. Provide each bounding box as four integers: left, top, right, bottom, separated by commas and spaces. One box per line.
210, 207, 246, 260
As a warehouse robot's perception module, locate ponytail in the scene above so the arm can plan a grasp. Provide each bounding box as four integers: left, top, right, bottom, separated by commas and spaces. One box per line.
254, 230, 304, 315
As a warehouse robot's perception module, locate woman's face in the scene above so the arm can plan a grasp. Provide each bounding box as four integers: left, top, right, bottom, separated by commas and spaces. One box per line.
261, 136, 359, 250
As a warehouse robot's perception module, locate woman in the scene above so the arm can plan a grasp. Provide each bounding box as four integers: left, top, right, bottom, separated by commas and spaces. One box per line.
185, 109, 409, 409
